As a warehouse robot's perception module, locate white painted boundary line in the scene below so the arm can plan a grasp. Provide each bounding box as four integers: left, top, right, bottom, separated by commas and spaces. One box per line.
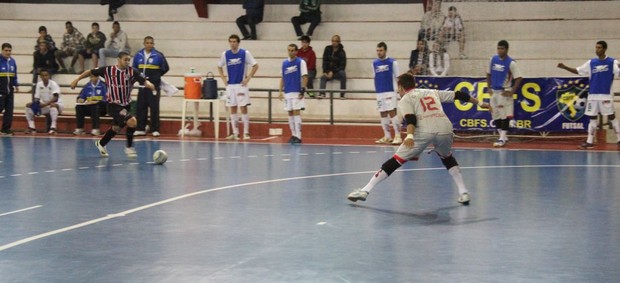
0, 205, 42, 217
1, 164, 619, 252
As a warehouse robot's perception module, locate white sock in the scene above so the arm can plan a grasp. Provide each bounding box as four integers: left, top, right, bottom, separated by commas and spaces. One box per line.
50, 108, 58, 128
381, 117, 391, 138
26, 108, 35, 128
361, 169, 389, 193
230, 113, 239, 135
610, 119, 620, 141
294, 115, 302, 139
391, 115, 401, 138
499, 130, 508, 141
242, 114, 249, 135
288, 116, 295, 137
448, 166, 468, 195
587, 119, 597, 144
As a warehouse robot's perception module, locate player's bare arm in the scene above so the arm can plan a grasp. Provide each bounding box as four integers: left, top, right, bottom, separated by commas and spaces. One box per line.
217, 66, 227, 86
557, 63, 578, 74
403, 115, 416, 148
242, 63, 259, 86
70, 69, 93, 89
278, 78, 284, 101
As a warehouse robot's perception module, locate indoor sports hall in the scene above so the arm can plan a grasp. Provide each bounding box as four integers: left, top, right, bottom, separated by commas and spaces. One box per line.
1, 136, 619, 282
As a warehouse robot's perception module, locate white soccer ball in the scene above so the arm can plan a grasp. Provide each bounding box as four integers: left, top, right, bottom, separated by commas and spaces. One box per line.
573, 97, 587, 110
153, 150, 168, 165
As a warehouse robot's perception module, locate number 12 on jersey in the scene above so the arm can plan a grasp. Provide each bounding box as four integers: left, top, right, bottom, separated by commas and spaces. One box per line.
420, 96, 439, 112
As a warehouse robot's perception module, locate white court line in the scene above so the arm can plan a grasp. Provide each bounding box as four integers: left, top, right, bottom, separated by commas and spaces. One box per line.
0, 205, 42, 217
2, 164, 619, 252
260, 136, 278, 141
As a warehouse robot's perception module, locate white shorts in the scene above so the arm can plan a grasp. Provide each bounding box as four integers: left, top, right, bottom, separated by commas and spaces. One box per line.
225, 84, 251, 107
376, 92, 398, 112
585, 99, 615, 116
394, 132, 453, 162
283, 92, 305, 111
41, 104, 64, 115
490, 89, 514, 120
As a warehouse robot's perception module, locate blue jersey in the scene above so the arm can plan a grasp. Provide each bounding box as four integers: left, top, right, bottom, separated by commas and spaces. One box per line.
132, 48, 169, 85
589, 57, 615, 95
282, 57, 304, 93
489, 55, 513, 90
225, 49, 247, 84
373, 57, 396, 93
0, 56, 18, 93
79, 80, 108, 102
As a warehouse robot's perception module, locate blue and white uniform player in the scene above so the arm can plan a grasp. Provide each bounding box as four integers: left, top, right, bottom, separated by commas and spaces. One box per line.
217, 34, 259, 141
486, 40, 522, 147
373, 42, 402, 145
348, 73, 491, 205
278, 43, 308, 144
558, 40, 620, 149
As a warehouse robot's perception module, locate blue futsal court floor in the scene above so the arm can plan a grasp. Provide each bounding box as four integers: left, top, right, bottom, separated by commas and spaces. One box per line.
1, 136, 619, 282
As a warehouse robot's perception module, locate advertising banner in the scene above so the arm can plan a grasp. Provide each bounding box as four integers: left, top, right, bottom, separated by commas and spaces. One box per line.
415, 77, 589, 132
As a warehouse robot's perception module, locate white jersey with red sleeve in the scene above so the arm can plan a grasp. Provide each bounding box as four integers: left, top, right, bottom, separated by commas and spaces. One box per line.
397, 88, 455, 134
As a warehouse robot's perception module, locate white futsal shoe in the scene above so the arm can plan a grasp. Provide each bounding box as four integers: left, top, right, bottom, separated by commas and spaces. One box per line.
392, 136, 403, 145
458, 192, 471, 205
347, 189, 369, 202
125, 147, 137, 158
95, 140, 109, 157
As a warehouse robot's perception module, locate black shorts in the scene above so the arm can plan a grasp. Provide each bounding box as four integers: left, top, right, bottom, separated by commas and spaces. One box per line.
107, 103, 133, 127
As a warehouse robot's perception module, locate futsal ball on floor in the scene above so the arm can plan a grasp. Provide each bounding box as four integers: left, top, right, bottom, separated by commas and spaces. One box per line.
153, 150, 168, 165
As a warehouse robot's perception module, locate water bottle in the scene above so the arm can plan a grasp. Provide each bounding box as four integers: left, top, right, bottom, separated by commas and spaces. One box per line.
190, 67, 196, 73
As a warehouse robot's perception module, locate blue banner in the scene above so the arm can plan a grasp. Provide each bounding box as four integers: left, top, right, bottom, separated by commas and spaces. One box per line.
415, 76, 590, 132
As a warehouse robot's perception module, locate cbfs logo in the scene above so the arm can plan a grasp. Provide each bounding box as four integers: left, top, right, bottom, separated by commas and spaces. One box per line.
415, 79, 439, 90
556, 79, 588, 122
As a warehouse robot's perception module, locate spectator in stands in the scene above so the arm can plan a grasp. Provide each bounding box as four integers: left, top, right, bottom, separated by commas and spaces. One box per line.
33, 40, 59, 82
236, 0, 264, 40
297, 35, 317, 97
558, 40, 620, 149
278, 43, 308, 144
79, 22, 106, 71
98, 21, 130, 68
0, 43, 18, 136
217, 34, 259, 140
24, 69, 63, 135
440, 6, 467, 59
35, 26, 56, 52
133, 36, 169, 137
429, 41, 450, 76
373, 42, 402, 145
104, 0, 126, 22
55, 21, 85, 74
74, 74, 107, 136
486, 40, 523, 148
408, 39, 429, 75
291, 0, 321, 39
319, 35, 347, 99
419, 1, 445, 41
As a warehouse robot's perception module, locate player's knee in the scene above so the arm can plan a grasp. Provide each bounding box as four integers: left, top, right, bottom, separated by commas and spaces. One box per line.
50, 107, 58, 114
381, 157, 402, 176
126, 116, 137, 128
112, 125, 121, 133
440, 155, 459, 170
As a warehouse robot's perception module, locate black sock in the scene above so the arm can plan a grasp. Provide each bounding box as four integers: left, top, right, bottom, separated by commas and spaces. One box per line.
126, 127, 135, 148
100, 128, 116, 146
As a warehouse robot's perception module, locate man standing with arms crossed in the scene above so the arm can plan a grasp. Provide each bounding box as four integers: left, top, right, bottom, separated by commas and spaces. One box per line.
279, 43, 308, 144
71, 52, 154, 158
486, 40, 522, 147
373, 42, 402, 145
218, 34, 259, 140
133, 36, 169, 137
558, 40, 620, 148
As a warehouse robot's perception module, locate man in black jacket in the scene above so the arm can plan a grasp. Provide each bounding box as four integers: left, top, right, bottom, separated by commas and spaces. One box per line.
319, 35, 347, 99
236, 0, 264, 40
291, 0, 321, 39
